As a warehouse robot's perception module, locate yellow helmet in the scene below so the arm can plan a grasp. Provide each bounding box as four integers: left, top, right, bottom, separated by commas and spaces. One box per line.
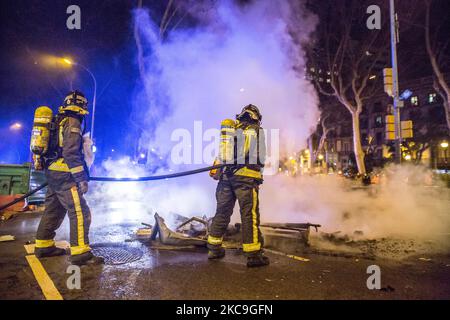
236, 104, 262, 123
59, 90, 89, 115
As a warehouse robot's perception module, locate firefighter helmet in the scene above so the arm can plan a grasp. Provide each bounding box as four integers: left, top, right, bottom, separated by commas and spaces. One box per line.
236, 104, 262, 123
59, 90, 89, 115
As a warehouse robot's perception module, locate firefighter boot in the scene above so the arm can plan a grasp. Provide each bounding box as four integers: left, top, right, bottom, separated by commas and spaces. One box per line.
35, 247, 68, 258
70, 251, 104, 266
207, 244, 226, 260
246, 251, 270, 268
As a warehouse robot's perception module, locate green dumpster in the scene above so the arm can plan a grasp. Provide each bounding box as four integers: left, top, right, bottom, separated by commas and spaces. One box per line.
28, 169, 47, 204
0, 163, 31, 195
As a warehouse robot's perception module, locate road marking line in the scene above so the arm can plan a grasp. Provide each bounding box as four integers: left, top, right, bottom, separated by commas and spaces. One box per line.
265, 248, 311, 262
25, 255, 63, 300
24, 240, 70, 255
287, 254, 310, 262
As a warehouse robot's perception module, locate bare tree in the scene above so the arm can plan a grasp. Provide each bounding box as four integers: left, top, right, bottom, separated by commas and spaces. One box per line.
425, 0, 450, 131
312, 114, 333, 163
307, 1, 390, 174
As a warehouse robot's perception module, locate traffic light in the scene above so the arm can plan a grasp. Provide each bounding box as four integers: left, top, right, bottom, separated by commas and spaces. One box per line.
385, 115, 413, 140
401, 120, 413, 139
385, 115, 395, 140
383, 68, 393, 97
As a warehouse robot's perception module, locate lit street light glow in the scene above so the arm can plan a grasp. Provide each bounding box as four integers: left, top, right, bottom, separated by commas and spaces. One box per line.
10, 122, 22, 130
62, 58, 73, 65
441, 141, 449, 149
42, 55, 97, 142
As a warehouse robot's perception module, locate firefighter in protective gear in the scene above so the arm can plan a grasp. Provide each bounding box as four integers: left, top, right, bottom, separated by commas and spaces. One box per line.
34, 90, 103, 265
207, 104, 269, 268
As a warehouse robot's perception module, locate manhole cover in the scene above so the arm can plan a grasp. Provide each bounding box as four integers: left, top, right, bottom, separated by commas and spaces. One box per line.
91, 243, 143, 265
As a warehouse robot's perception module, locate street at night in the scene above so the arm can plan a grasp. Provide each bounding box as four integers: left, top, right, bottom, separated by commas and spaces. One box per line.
1, 0, 450, 312
1, 210, 450, 300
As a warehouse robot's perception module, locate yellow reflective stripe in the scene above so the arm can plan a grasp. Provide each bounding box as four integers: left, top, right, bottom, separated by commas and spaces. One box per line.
242, 188, 261, 253
70, 166, 84, 174
70, 245, 91, 256
70, 127, 81, 134
70, 186, 85, 248
59, 118, 68, 148
244, 132, 251, 154
243, 242, 261, 252
207, 235, 223, 245
35, 239, 55, 248
48, 158, 70, 172
252, 188, 258, 245
60, 106, 89, 115
234, 167, 262, 179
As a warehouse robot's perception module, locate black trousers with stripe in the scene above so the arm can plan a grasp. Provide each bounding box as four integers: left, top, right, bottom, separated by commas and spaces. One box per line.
36, 171, 91, 256
209, 174, 263, 253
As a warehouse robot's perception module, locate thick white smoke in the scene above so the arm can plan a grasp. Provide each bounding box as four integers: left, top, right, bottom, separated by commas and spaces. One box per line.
261, 165, 450, 240
89, 0, 318, 228
87, 0, 320, 228
133, 0, 319, 159
86, 1, 450, 247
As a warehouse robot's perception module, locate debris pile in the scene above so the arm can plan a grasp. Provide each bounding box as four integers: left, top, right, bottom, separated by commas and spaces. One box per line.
135, 213, 321, 254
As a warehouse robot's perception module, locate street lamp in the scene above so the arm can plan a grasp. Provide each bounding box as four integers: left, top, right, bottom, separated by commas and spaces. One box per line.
62, 57, 97, 143
10, 122, 23, 131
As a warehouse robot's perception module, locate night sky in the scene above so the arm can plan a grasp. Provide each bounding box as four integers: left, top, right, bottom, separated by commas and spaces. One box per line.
0, 0, 141, 163
0, 0, 449, 164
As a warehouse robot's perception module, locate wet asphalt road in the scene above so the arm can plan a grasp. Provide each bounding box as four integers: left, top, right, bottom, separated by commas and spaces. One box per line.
1, 212, 450, 300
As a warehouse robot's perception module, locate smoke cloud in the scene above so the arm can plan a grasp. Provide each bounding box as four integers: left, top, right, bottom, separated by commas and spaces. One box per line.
87, 0, 321, 228
86, 0, 450, 249
133, 0, 319, 159
261, 165, 450, 241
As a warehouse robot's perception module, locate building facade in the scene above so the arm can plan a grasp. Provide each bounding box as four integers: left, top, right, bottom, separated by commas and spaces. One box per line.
312, 75, 449, 172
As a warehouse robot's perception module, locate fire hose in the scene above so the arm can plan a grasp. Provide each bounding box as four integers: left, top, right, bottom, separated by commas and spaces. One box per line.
0, 162, 229, 212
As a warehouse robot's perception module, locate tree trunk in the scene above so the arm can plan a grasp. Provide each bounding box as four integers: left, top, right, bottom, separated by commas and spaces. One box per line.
351, 113, 366, 174
425, 1, 450, 132
444, 100, 450, 133
313, 129, 330, 163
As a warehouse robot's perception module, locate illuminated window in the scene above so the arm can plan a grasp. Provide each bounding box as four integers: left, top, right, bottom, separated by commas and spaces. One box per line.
411, 96, 419, 106
375, 115, 383, 127
428, 93, 437, 103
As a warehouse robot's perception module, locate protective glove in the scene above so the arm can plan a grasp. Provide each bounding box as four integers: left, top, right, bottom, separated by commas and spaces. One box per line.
78, 181, 89, 194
